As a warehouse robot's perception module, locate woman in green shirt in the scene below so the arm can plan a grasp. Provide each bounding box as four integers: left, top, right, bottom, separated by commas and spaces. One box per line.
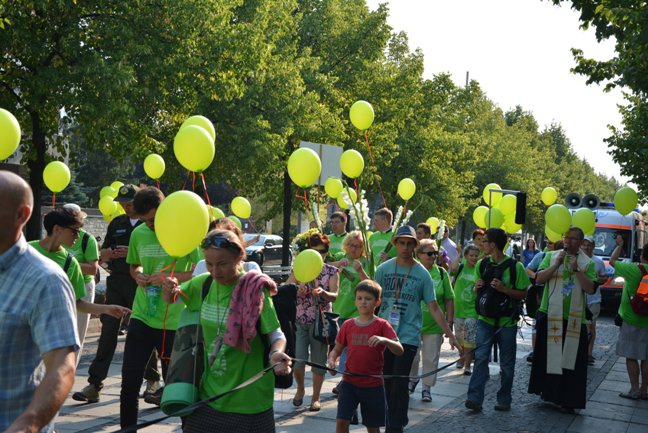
163, 230, 291, 432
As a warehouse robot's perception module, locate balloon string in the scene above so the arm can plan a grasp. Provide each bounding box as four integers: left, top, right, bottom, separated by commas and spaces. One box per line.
160, 259, 177, 362
364, 131, 387, 208
181, 170, 191, 191
52, 193, 56, 207
192, 172, 196, 192
156, 179, 160, 189
200, 173, 213, 208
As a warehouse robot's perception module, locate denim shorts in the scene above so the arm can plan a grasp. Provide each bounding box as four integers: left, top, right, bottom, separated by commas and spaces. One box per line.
336, 381, 386, 427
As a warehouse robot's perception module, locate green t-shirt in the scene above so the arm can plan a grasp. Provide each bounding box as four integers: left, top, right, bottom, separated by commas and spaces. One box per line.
475, 256, 530, 327
421, 265, 454, 335
369, 229, 396, 266
453, 263, 478, 319
328, 232, 347, 257
180, 273, 280, 414
29, 241, 86, 300
332, 256, 367, 319
614, 262, 648, 328
67, 229, 100, 284
537, 252, 596, 323
126, 224, 201, 330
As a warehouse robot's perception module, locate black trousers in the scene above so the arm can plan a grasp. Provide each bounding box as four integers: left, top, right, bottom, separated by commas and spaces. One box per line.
120, 318, 174, 428
384, 343, 417, 433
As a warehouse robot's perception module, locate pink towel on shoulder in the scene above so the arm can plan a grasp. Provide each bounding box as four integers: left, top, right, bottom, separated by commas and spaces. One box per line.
224, 270, 278, 353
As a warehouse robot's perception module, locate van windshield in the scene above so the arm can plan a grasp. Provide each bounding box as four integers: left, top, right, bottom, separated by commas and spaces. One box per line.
592, 228, 631, 258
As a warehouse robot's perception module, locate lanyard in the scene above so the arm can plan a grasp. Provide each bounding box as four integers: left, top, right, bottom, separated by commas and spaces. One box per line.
393, 261, 413, 305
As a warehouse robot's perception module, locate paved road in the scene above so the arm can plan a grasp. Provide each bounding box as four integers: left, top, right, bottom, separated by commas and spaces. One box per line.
56, 315, 648, 432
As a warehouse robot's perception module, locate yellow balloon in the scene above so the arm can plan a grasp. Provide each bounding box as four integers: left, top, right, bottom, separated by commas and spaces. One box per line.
541, 187, 558, 206
545, 225, 562, 243
325, 178, 344, 198
572, 208, 595, 234
227, 215, 242, 229
0, 108, 20, 160
287, 148, 322, 188
144, 154, 165, 179
545, 204, 571, 234
473, 206, 488, 228
111, 181, 124, 191
482, 183, 502, 206
486, 207, 505, 228
503, 215, 522, 234
173, 125, 215, 172
231, 196, 251, 219
156, 191, 209, 257
100, 186, 116, 199
99, 196, 117, 216
397, 178, 416, 201
181, 115, 215, 143
207, 205, 225, 222
293, 249, 324, 283
340, 149, 364, 179
349, 100, 375, 130
426, 217, 440, 233
499, 194, 517, 216
614, 186, 638, 216
337, 189, 357, 209
43, 161, 71, 193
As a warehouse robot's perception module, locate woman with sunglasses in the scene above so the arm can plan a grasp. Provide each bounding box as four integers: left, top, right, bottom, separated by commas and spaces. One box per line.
407, 239, 454, 402
285, 232, 339, 411
162, 229, 291, 432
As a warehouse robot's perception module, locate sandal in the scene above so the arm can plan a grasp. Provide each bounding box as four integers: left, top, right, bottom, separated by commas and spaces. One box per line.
309, 401, 321, 412
619, 391, 641, 400
292, 391, 304, 407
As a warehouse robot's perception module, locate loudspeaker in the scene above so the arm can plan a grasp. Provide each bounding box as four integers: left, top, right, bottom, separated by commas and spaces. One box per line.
565, 192, 582, 209
582, 193, 600, 210
515, 192, 527, 224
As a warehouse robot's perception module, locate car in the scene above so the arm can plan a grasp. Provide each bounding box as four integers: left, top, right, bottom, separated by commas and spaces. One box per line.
243, 233, 292, 268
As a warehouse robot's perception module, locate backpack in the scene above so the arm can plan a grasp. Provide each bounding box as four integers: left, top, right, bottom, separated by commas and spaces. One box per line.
476, 257, 519, 319
452, 263, 465, 286
630, 265, 648, 316
81, 232, 101, 284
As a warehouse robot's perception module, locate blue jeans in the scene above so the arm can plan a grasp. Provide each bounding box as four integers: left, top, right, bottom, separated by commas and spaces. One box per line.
467, 319, 517, 406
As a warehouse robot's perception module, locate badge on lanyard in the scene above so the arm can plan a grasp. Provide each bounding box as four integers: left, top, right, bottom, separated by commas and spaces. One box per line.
388, 308, 400, 328
563, 281, 575, 296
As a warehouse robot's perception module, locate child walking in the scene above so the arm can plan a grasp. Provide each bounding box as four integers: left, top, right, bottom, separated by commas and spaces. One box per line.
328, 280, 404, 433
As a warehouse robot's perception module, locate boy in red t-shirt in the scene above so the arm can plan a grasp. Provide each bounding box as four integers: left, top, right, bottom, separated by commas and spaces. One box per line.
328, 280, 404, 433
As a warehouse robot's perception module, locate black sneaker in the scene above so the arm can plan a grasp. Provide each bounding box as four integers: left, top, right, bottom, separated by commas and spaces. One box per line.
526, 352, 534, 364
465, 399, 482, 412
408, 380, 419, 394
587, 355, 595, 365
72, 384, 101, 403
494, 403, 511, 411
143, 386, 164, 406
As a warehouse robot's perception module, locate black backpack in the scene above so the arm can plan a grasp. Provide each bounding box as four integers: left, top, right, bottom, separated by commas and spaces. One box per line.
80, 232, 102, 284
476, 257, 520, 319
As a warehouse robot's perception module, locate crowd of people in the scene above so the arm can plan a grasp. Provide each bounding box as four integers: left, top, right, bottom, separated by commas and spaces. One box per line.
1, 170, 647, 433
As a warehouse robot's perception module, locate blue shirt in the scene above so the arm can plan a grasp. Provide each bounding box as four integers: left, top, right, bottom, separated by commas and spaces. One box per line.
375, 258, 436, 346
526, 251, 546, 272
0, 236, 79, 433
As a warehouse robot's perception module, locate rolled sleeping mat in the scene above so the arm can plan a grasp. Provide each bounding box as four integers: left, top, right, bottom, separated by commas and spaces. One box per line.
161, 309, 204, 415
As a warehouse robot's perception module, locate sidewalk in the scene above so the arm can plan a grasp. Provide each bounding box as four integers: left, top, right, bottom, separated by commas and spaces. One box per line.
57, 316, 648, 432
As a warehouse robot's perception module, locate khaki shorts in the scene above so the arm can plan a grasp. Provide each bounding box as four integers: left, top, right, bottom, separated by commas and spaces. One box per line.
587, 303, 601, 324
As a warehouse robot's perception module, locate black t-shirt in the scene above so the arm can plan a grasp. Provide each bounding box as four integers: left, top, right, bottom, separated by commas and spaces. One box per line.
102, 215, 141, 275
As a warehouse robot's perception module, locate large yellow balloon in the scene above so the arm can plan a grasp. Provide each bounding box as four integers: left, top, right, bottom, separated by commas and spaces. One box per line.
349, 100, 375, 130
173, 125, 215, 173
144, 154, 165, 179
486, 207, 505, 228
545, 204, 571, 234
100, 186, 116, 199
572, 208, 595, 234
503, 215, 522, 234
426, 217, 440, 233
614, 186, 638, 216
324, 178, 343, 198
340, 149, 364, 179
0, 108, 20, 160
181, 115, 215, 143
482, 183, 502, 206
99, 196, 117, 216
43, 161, 71, 193
293, 249, 324, 283
397, 178, 416, 201
473, 206, 489, 228
337, 189, 357, 209
156, 191, 209, 257
545, 225, 562, 243
498, 194, 517, 216
231, 196, 251, 219
207, 205, 225, 222
111, 181, 124, 191
541, 187, 558, 206
287, 148, 322, 188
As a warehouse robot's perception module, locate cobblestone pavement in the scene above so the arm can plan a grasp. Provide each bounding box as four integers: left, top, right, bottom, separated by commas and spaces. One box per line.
57, 315, 648, 433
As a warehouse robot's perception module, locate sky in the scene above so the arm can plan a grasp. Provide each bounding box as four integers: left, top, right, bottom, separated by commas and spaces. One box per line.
365, 0, 627, 183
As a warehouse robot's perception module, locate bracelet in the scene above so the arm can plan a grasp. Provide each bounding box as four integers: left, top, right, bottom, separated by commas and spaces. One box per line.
268, 349, 281, 360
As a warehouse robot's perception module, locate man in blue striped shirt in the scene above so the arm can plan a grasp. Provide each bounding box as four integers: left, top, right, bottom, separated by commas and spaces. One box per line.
0, 171, 79, 433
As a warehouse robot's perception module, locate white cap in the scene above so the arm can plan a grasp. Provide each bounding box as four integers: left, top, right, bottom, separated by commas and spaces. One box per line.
583, 235, 595, 244
63, 203, 88, 219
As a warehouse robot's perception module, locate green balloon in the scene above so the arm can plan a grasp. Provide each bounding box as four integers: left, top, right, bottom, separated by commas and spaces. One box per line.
349, 100, 375, 130
287, 148, 322, 188
100, 186, 116, 199
473, 206, 488, 229
227, 215, 242, 229
572, 208, 595, 234
0, 108, 20, 160
545, 204, 571, 234
486, 207, 504, 228
614, 186, 638, 216
324, 178, 343, 199
340, 149, 364, 179
293, 249, 324, 283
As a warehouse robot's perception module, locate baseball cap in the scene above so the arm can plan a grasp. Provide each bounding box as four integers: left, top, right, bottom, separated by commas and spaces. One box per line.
583, 235, 595, 244
114, 184, 139, 203
62, 203, 87, 219
392, 225, 419, 246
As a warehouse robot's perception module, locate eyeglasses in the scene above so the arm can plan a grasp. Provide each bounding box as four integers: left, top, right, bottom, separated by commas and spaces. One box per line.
201, 235, 240, 252
66, 226, 81, 236
419, 251, 438, 257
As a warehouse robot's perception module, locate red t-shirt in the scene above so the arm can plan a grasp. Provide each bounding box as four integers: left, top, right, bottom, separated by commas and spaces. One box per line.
336, 316, 399, 388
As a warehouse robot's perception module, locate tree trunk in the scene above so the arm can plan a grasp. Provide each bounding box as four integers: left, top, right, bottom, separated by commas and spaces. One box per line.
25, 112, 47, 241
281, 169, 292, 267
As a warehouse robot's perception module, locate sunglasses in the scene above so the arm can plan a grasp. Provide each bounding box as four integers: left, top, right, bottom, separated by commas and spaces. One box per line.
201, 235, 240, 251
419, 251, 438, 257
66, 226, 81, 236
